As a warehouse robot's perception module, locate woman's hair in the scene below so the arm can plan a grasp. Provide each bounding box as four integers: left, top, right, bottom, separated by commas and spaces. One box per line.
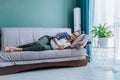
73, 32, 80, 37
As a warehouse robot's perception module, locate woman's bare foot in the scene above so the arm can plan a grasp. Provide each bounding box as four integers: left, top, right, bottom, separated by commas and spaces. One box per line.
2, 47, 10, 52
2, 47, 22, 52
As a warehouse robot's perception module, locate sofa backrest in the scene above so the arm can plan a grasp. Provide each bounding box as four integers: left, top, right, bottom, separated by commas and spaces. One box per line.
1, 28, 71, 48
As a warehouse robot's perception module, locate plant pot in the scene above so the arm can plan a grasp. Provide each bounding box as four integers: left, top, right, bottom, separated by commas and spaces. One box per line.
99, 38, 108, 47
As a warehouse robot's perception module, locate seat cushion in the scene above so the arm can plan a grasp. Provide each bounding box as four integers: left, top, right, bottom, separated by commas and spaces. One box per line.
0, 48, 86, 61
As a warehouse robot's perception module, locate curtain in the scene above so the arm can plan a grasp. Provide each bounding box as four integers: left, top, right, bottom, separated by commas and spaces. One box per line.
80, 0, 89, 34
88, 0, 95, 63
89, 0, 120, 71
80, 0, 91, 62
112, 0, 120, 72
89, 0, 94, 33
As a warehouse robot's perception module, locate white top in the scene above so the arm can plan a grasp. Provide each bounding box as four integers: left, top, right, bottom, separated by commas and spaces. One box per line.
50, 39, 71, 49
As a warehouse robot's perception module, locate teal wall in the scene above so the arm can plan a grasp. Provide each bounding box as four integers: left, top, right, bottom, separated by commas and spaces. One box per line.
0, 0, 76, 28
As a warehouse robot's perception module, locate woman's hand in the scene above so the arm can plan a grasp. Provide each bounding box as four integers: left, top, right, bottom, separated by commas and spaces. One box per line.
78, 41, 84, 46
58, 45, 65, 50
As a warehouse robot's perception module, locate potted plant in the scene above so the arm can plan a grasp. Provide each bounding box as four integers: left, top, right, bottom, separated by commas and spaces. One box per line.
91, 24, 113, 47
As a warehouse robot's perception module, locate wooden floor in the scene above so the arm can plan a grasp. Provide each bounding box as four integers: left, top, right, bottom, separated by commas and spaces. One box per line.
0, 63, 120, 80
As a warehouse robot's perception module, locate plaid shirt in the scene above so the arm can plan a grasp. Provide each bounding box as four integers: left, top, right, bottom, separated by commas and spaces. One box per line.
51, 32, 70, 40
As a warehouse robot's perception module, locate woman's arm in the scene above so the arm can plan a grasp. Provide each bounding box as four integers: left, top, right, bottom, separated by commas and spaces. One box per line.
52, 38, 64, 50
70, 34, 89, 48
70, 41, 84, 48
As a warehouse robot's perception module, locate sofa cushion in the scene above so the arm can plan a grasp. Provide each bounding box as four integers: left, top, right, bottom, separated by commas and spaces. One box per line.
0, 48, 86, 61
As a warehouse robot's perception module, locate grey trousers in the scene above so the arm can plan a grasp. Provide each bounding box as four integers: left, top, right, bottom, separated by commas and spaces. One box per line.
17, 35, 52, 51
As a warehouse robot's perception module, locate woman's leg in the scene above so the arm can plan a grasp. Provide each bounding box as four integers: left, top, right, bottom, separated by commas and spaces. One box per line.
2, 42, 37, 52
2, 44, 51, 52
17, 42, 38, 48
22, 44, 51, 51
37, 35, 51, 45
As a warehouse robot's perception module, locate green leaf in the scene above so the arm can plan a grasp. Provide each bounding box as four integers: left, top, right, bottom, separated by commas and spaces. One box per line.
91, 24, 113, 38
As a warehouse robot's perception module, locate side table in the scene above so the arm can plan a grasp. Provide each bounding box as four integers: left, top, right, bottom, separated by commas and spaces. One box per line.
91, 46, 114, 70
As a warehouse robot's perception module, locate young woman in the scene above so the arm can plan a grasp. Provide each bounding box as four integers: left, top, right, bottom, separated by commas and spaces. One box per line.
51, 31, 84, 50
2, 32, 84, 52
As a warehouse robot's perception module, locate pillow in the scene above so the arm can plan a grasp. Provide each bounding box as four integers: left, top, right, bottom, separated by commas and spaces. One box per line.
72, 34, 89, 48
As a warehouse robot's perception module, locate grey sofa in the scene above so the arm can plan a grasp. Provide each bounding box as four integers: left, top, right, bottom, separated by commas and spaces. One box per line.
0, 28, 88, 75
